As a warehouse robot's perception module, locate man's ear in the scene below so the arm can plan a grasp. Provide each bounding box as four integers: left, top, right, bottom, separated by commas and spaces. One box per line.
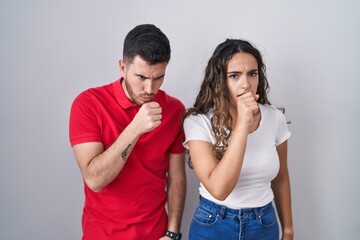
119, 59, 126, 76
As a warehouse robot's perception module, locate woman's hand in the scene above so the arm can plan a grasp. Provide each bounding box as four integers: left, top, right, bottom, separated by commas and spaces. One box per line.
235, 92, 259, 132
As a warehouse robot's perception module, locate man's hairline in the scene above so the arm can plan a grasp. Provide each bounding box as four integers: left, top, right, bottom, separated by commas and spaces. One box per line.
123, 55, 170, 66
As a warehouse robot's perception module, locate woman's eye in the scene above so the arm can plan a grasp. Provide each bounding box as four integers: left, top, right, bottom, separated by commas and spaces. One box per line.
250, 72, 258, 77
229, 74, 238, 79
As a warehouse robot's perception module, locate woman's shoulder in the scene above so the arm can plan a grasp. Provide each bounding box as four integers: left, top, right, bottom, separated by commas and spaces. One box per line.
186, 109, 213, 120
184, 110, 213, 130
259, 103, 276, 111
259, 104, 284, 116
259, 104, 289, 129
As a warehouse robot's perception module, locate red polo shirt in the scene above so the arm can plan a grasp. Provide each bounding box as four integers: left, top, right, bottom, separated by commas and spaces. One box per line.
69, 79, 185, 240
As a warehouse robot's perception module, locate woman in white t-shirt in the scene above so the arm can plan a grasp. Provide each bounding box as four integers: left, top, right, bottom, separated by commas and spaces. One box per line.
183, 39, 293, 240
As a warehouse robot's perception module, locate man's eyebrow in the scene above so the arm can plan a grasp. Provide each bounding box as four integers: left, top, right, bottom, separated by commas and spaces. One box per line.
135, 74, 165, 79
154, 74, 165, 80
135, 74, 148, 78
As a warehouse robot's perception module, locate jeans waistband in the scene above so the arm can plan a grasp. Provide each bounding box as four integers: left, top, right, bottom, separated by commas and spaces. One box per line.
199, 195, 273, 219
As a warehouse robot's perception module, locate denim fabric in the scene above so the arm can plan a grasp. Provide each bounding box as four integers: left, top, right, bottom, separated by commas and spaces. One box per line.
189, 196, 279, 240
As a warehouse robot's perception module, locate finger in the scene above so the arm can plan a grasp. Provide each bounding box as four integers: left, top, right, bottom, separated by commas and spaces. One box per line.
250, 104, 260, 115
237, 92, 258, 103
151, 107, 162, 114
147, 101, 160, 108
152, 113, 163, 121
153, 120, 161, 128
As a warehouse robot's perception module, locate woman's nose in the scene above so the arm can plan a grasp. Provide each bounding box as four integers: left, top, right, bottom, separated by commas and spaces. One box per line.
241, 76, 249, 89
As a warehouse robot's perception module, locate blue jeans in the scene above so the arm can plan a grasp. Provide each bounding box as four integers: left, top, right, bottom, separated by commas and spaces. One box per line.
189, 196, 279, 240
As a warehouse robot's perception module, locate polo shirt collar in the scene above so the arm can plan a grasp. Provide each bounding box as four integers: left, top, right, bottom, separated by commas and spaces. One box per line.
114, 78, 139, 109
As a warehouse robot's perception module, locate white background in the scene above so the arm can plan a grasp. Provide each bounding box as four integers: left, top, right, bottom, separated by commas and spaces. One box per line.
1, 0, 359, 239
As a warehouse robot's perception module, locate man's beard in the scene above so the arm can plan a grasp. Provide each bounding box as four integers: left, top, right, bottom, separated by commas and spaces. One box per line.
124, 78, 155, 105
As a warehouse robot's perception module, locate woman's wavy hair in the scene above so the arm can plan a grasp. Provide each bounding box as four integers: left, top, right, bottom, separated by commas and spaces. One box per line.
184, 39, 270, 163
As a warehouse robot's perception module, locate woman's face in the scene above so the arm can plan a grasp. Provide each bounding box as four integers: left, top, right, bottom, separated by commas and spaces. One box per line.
226, 52, 259, 108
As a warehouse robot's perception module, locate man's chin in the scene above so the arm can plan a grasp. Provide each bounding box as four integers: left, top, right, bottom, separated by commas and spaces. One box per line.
140, 96, 154, 103
135, 99, 151, 106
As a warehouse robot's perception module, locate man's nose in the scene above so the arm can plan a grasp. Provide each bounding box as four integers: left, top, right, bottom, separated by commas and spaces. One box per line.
144, 79, 154, 93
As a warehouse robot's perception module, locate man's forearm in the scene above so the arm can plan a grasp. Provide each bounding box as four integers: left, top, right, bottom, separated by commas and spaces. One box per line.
83, 124, 141, 191
166, 165, 186, 232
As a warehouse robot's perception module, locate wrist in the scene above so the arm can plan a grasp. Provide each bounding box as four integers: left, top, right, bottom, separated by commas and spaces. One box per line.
232, 126, 249, 135
165, 230, 182, 240
125, 123, 142, 138
283, 227, 294, 238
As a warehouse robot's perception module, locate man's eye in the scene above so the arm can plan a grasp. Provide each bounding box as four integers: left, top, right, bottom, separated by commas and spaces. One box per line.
155, 76, 164, 81
137, 75, 146, 80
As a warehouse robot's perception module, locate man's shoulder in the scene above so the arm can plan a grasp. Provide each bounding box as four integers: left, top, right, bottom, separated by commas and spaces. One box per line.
156, 90, 185, 109
74, 81, 116, 102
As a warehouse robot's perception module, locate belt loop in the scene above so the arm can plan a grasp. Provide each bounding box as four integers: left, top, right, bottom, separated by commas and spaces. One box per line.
218, 205, 226, 219
254, 207, 261, 220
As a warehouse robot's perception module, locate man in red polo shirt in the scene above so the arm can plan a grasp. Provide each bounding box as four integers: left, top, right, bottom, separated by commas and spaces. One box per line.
69, 24, 186, 240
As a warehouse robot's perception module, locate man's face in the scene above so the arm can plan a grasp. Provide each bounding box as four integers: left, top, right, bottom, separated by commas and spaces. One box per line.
120, 56, 167, 105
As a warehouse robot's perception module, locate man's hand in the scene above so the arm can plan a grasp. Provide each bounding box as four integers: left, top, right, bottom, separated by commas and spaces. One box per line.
131, 102, 162, 135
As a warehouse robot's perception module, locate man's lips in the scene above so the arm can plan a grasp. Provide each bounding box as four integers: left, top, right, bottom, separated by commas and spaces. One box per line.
141, 95, 155, 101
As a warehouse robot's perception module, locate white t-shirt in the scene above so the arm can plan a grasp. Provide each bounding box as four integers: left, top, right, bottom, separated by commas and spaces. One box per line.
183, 104, 291, 209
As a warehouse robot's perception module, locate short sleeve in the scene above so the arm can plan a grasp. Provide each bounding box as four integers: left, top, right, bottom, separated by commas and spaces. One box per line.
275, 108, 291, 146
168, 104, 186, 154
183, 114, 214, 149
69, 92, 102, 146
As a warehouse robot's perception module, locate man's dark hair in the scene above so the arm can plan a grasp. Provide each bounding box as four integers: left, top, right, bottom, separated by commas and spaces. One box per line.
123, 24, 171, 64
